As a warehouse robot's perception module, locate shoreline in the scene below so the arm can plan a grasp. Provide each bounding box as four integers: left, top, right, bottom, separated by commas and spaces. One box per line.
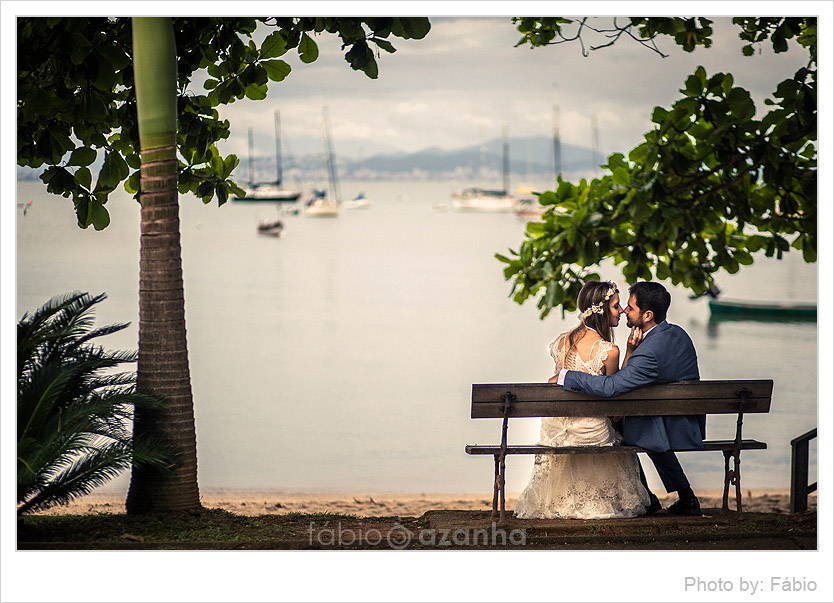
30, 488, 814, 518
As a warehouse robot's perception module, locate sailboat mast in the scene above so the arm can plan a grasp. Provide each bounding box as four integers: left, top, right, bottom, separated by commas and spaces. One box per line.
322, 106, 341, 203
591, 114, 600, 174
274, 110, 283, 187
553, 105, 562, 185
247, 127, 254, 187
502, 123, 509, 195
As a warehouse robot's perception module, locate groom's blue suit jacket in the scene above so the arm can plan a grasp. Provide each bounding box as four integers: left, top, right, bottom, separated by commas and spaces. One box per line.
562, 321, 705, 452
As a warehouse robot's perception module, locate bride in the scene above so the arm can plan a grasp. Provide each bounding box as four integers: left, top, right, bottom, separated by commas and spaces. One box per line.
514, 280, 651, 519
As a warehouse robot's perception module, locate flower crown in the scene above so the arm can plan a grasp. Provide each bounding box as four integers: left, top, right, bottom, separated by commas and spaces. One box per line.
580, 283, 617, 319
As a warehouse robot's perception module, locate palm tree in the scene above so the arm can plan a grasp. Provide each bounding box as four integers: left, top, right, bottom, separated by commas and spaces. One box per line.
17, 292, 174, 516
125, 17, 200, 513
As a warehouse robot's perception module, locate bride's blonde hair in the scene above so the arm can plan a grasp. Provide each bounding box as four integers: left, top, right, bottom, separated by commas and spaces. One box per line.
564, 280, 618, 354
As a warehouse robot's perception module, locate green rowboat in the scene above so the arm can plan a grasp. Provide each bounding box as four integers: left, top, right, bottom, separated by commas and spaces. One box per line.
708, 298, 817, 322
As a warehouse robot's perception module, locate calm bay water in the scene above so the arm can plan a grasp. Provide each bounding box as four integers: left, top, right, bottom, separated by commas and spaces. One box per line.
16, 179, 817, 494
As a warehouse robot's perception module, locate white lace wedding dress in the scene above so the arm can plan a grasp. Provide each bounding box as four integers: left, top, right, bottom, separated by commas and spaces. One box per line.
514, 334, 650, 519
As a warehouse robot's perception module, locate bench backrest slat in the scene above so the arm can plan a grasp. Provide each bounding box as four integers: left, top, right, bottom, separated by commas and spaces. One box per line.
471, 379, 773, 418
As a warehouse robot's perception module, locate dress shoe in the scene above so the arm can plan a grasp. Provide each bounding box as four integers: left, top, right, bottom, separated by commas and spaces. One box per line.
644, 493, 662, 516
666, 495, 701, 516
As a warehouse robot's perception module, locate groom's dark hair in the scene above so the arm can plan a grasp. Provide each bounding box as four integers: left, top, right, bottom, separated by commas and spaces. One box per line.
629, 282, 671, 323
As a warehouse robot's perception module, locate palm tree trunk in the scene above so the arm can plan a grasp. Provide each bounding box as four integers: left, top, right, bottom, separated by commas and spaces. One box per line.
126, 17, 200, 513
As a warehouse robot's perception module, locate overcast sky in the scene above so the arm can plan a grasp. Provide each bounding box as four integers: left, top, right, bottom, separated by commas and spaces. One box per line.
213, 15, 809, 160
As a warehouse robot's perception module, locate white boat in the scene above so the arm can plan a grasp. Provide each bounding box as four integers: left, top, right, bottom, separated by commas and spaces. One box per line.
451, 188, 516, 212
303, 198, 339, 217
512, 186, 545, 219
451, 125, 516, 212
234, 111, 303, 203
238, 185, 302, 202
304, 107, 341, 218
343, 192, 373, 209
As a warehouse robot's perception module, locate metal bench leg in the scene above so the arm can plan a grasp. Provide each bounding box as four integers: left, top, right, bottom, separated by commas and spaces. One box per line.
722, 450, 731, 513
733, 451, 742, 517
492, 454, 500, 520
722, 449, 744, 517
496, 391, 514, 526
728, 388, 750, 518
790, 429, 817, 513
498, 452, 507, 524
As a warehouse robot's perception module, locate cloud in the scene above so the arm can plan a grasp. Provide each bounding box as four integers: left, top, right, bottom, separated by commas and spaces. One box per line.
209, 16, 810, 161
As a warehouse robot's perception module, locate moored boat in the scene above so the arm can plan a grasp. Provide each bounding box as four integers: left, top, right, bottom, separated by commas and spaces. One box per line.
237, 186, 302, 202
708, 298, 816, 321
234, 111, 303, 203
304, 107, 341, 218
451, 188, 516, 212
451, 124, 516, 212
256, 219, 285, 237
343, 192, 373, 209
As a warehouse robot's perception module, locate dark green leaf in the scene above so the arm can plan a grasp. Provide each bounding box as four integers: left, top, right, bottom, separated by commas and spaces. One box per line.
89, 198, 111, 230
222, 154, 239, 178
74, 167, 92, 190
124, 170, 141, 194
260, 31, 288, 58
82, 90, 109, 123
262, 59, 292, 82
392, 17, 431, 39
298, 33, 319, 63
372, 38, 397, 53
67, 147, 97, 167
244, 83, 268, 100
95, 152, 128, 192
216, 184, 228, 206
362, 56, 379, 79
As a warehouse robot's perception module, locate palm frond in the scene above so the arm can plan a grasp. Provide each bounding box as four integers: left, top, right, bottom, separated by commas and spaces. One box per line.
17, 292, 176, 515
18, 440, 134, 514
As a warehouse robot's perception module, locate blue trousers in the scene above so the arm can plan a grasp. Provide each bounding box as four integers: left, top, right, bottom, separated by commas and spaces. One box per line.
638, 450, 691, 493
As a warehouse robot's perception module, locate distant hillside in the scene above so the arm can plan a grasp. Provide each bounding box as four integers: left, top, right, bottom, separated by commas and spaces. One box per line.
351, 136, 600, 179
17, 136, 606, 185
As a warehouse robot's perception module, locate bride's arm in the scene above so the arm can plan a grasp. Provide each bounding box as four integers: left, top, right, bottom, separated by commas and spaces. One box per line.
603, 345, 620, 376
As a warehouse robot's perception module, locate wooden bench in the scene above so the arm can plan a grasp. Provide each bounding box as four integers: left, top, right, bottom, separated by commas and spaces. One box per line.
465, 379, 773, 522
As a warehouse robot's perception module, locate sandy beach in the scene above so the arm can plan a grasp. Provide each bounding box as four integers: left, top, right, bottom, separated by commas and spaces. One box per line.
32, 488, 814, 517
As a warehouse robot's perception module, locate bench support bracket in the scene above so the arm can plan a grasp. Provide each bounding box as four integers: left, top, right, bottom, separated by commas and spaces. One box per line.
722, 388, 750, 517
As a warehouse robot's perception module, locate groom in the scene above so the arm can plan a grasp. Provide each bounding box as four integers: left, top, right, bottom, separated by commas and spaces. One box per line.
556, 281, 704, 515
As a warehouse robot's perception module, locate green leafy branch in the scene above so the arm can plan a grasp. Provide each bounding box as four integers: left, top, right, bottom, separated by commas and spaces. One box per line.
499, 17, 816, 318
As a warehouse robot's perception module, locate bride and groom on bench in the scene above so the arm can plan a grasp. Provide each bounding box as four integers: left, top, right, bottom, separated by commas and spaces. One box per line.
514, 280, 704, 520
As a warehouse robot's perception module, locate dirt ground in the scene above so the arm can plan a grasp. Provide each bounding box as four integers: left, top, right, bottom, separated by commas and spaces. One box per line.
20, 489, 816, 550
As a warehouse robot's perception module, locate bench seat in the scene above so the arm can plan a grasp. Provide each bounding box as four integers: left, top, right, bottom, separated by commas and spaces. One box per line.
466, 379, 773, 522
464, 439, 767, 456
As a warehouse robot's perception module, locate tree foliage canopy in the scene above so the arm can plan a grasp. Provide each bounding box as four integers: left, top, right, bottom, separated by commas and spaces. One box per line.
17, 17, 430, 230
500, 17, 816, 317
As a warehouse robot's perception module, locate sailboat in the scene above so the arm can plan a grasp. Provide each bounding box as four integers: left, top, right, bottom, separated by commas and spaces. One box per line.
233, 111, 303, 202
452, 125, 516, 212
304, 107, 340, 217
513, 105, 561, 220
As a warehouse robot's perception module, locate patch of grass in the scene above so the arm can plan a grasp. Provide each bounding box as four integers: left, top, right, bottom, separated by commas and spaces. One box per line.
280, 511, 360, 522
